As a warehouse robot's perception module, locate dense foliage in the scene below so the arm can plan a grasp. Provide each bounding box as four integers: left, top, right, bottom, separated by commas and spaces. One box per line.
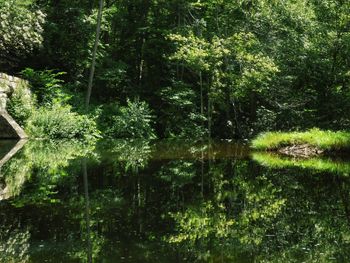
1, 0, 350, 139
100, 99, 156, 139
0, 0, 45, 70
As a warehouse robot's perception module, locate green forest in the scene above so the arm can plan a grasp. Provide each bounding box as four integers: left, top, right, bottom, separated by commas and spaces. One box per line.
1, 0, 350, 140
2, 1, 350, 261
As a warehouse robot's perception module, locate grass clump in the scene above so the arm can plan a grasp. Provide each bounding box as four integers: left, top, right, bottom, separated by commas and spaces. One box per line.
251, 128, 350, 151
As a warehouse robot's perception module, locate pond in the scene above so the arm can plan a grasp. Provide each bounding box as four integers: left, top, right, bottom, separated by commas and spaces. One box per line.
0, 139, 350, 262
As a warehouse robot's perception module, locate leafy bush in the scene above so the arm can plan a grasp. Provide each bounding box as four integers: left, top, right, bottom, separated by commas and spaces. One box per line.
102, 99, 156, 139
26, 103, 100, 140
7, 80, 35, 126
21, 68, 70, 105
0, 1, 45, 69
17, 68, 101, 140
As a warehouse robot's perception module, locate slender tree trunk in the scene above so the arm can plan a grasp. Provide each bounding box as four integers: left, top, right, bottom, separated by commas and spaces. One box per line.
200, 71, 204, 120
138, 38, 146, 89
208, 95, 211, 138
85, 0, 104, 109
249, 91, 257, 123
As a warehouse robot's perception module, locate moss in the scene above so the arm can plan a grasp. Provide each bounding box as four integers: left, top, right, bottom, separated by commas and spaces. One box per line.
251, 128, 350, 151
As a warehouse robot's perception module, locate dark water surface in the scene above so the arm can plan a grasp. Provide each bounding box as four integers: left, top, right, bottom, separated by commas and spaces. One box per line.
1, 139, 350, 262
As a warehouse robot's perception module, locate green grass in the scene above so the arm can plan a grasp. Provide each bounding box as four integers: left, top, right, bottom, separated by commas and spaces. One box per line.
252, 152, 350, 174
251, 128, 350, 151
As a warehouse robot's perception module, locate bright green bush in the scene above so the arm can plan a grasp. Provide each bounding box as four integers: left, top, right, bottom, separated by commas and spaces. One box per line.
21, 68, 70, 105
16, 67, 101, 140
26, 103, 100, 140
7, 80, 35, 126
102, 99, 156, 139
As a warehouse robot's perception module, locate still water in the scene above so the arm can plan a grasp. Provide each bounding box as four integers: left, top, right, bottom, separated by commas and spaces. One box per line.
0, 139, 350, 262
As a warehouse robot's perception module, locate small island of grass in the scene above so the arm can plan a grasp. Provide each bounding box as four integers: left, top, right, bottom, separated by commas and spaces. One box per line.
252, 129, 350, 156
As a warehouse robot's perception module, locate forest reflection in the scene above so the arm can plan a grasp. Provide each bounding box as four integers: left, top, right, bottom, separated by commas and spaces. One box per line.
0, 140, 350, 262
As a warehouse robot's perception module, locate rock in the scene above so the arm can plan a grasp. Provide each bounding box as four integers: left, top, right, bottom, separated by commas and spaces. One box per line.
0, 73, 30, 139
0, 82, 10, 93
278, 144, 323, 158
0, 93, 7, 110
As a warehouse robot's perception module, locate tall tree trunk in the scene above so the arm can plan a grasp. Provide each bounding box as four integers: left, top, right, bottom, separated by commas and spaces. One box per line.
85, 0, 104, 109
200, 71, 204, 121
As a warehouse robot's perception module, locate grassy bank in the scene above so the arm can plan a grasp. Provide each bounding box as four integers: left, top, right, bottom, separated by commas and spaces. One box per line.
251, 129, 350, 151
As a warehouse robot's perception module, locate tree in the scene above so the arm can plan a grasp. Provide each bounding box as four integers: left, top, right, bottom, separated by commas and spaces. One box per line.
0, 0, 45, 70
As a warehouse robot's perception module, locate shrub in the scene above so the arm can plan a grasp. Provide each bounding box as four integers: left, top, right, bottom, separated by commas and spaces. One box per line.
26, 103, 100, 140
18, 68, 101, 140
102, 99, 156, 139
7, 80, 35, 126
21, 68, 70, 105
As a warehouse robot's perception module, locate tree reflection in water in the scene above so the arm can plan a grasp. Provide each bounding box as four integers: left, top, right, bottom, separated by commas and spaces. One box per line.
0, 139, 349, 262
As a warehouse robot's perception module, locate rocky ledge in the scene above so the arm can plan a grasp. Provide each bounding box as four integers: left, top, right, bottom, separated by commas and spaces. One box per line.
278, 144, 324, 158
0, 72, 29, 139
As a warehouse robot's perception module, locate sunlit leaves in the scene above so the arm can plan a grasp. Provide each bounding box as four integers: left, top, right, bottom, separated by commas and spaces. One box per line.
169, 31, 278, 99
0, 1, 45, 63
104, 99, 156, 139
168, 33, 211, 72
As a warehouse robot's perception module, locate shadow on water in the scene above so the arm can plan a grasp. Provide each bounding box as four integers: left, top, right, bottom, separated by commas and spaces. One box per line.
0, 139, 350, 262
